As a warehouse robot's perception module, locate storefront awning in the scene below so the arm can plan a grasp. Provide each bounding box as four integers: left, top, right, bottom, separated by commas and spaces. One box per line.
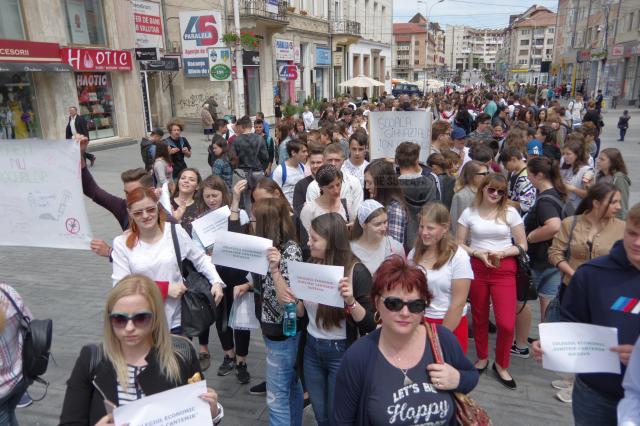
0, 62, 72, 72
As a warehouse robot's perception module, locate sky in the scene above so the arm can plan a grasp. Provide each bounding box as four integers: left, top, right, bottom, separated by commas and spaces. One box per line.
393, 0, 558, 29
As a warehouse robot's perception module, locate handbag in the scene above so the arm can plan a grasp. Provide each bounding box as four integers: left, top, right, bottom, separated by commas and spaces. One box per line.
515, 244, 537, 309
170, 223, 217, 337
0, 289, 52, 397
425, 322, 491, 426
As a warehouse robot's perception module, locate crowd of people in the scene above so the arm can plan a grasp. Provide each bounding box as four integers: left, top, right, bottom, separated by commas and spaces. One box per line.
1, 86, 639, 426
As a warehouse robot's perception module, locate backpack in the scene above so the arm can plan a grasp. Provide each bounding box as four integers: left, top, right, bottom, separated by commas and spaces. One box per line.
140, 138, 154, 171
0, 288, 53, 395
272, 163, 305, 186
536, 193, 575, 219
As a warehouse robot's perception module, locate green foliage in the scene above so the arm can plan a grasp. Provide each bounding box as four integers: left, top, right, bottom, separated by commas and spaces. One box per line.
282, 101, 304, 118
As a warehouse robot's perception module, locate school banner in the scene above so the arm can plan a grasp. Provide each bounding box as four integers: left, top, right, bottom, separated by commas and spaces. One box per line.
0, 139, 92, 249
368, 110, 431, 162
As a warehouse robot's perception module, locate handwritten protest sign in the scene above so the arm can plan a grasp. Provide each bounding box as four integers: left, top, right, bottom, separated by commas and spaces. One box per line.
0, 139, 92, 249
211, 231, 272, 275
113, 380, 212, 426
288, 261, 344, 308
192, 206, 230, 248
368, 110, 432, 162
539, 323, 620, 374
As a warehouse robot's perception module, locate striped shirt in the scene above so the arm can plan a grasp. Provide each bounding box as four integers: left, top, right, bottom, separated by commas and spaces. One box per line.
116, 365, 147, 405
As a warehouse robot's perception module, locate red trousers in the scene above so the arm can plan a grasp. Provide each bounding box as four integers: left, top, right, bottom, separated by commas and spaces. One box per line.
425, 315, 469, 354
469, 256, 517, 369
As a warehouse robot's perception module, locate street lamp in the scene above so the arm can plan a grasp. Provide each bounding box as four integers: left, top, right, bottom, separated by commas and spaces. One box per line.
417, 0, 445, 96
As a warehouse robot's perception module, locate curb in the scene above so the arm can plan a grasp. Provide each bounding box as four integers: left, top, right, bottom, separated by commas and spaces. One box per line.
86, 137, 137, 152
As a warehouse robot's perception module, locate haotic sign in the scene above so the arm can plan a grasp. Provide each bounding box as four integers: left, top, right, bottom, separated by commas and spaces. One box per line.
76, 73, 109, 87
61, 48, 132, 71
179, 10, 223, 58
0, 38, 62, 62
275, 39, 295, 61
132, 0, 164, 49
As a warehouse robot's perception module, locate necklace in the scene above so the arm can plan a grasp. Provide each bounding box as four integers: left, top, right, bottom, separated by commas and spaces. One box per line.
399, 364, 413, 386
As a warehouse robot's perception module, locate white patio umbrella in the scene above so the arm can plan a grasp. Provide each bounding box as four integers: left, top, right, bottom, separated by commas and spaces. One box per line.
339, 75, 385, 88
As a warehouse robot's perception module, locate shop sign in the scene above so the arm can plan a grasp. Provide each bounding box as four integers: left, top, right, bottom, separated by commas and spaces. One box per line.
576, 50, 590, 63
61, 48, 132, 71
333, 51, 343, 67
132, 0, 164, 49
139, 57, 180, 71
179, 10, 223, 58
243, 50, 260, 67
208, 47, 231, 81
135, 48, 158, 61
275, 39, 294, 61
183, 57, 209, 77
278, 64, 298, 81
266, 0, 279, 14
611, 45, 624, 57
315, 46, 331, 66
0, 39, 62, 63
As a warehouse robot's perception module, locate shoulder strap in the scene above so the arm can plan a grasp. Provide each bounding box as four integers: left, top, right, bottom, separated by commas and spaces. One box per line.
340, 198, 350, 222
565, 215, 579, 261
537, 193, 563, 210
88, 343, 104, 378
425, 322, 444, 364
170, 223, 184, 276
0, 288, 28, 326
282, 163, 287, 185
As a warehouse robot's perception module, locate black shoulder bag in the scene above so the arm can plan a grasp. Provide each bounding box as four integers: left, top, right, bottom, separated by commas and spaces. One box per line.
0, 289, 52, 398
170, 223, 217, 337
515, 244, 537, 312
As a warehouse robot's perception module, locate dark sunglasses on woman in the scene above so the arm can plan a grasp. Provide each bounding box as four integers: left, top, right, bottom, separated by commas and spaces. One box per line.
381, 296, 427, 314
486, 187, 505, 197
109, 312, 154, 329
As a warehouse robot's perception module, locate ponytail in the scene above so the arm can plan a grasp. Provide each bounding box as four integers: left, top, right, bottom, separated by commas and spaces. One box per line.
527, 156, 568, 202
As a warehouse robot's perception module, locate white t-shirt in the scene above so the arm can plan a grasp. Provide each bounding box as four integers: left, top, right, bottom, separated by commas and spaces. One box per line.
112, 224, 222, 330
304, 300, 347, 340
271, 162, 305, 205
408, 247, 473, 319
342, 159, 369, 188
457, 206, 523, 251
306, 172, 363, 222
350, 237, 405, 275
299, 199, 348, 232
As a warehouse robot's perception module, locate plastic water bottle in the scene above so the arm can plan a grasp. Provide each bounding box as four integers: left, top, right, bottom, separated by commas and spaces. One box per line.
283, 302, 297, 337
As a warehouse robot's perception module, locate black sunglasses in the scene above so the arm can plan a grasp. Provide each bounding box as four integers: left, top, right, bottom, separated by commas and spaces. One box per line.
475, 172, 490, 176
486, 187, 506, 197
381, 296, 427, 314
109, 312, 153, 329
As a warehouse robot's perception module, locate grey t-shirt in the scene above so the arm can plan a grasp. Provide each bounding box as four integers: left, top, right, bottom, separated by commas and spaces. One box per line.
366, 347, 455, 425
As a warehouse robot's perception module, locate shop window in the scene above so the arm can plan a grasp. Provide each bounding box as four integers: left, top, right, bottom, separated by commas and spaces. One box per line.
0, 72, 41, 139
243, 67, 261, 117
75, 72, 116, 139
64, 0, 107, 45
0, 0, 25, 40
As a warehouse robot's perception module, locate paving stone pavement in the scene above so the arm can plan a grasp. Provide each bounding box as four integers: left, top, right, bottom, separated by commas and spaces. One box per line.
7, 108, 639, 425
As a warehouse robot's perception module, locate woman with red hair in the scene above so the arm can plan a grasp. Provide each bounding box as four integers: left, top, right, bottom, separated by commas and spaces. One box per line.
111, 187, 225, 335
333, 256, 478, 425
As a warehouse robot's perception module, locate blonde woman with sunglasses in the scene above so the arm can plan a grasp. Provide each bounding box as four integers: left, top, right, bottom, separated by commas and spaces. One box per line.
60, 275, 223, 425
456, 174, 527, 390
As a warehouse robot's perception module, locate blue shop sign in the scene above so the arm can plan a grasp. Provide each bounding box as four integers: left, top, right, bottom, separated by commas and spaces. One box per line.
183, 57, 209, 78
316, 46, 331, 66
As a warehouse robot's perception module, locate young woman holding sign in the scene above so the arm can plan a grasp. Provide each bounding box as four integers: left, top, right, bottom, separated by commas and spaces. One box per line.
59, 275, 223, 425
295, 213, 376, 426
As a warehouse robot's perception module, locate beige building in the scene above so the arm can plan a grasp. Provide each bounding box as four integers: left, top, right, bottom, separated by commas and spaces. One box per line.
392, 14, 444, 82
444, 25, 504, 71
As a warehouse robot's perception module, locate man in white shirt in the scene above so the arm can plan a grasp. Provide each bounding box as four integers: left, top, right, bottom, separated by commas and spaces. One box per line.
567, 93, 585, 129
271, 139, 308, 205
341, 131, 369, 188
306, 142, 363, 220
302, 105, 314, 132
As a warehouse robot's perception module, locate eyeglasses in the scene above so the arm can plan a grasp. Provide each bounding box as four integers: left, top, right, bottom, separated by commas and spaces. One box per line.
475, 172, 490, 176
486, 187, 506, 197
109, 312, 153, 329
381, 296, 427, 314
130, 206, 158, 218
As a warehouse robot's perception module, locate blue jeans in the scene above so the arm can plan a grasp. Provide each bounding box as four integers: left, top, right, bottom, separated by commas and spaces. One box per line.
264, 334, 303, 426
0, 380, 28, 426
303, 335, 347, 426
572, 377, 618, 425
531, 267, 561, 299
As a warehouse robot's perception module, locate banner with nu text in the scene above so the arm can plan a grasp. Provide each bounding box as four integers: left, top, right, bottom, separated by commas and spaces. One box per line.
0, 139, 92, 249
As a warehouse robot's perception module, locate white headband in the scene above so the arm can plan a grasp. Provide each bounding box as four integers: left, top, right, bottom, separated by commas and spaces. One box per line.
357, 199, 385, 227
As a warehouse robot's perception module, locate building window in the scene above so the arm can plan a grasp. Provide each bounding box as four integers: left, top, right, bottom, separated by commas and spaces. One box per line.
546, 49, 553, 55
628, 12, 635, 32
518, 59, 528, 65
414, 59, 419, 65
520, 39, 529, 46
415, 40, 420, 45
64, 0, 107, 45
0, 0, 25, 40
532, 58, 541, 65
547, 38, 554, 45
519, 49, 528, 56
0, 72, 41, 139
76, 72, 116, 139
521, 29, 530, 35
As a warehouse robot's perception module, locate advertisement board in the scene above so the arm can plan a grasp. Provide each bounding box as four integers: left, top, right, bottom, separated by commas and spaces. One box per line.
179, 10, 223, 77
208, 48, 232, 81
275, 38, 295, 61
132, 0, 163, 48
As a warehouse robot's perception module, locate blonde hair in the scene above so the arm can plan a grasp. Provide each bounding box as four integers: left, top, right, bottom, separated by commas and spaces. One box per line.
413, 202, 458, 270
472, 174, 510, 224
103, 275, 180, 389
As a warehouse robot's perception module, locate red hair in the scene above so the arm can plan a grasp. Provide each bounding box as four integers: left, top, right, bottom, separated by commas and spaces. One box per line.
371, 255, 432, 304
125, 187, 166, 249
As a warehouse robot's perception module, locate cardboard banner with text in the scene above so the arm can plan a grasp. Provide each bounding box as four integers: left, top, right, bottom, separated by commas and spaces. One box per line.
368, 110, 432, 163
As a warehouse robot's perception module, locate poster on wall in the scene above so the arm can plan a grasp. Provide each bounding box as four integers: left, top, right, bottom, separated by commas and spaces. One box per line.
275, 39, 295, 61
65, 0, 90, 45
132, 0, 164, 49
208, 48, 232, 82
179, 10, 223, 77
266, 0, 279, 14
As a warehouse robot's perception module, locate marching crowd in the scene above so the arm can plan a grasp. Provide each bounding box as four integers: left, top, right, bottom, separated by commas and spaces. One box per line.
1, 87, 640, 426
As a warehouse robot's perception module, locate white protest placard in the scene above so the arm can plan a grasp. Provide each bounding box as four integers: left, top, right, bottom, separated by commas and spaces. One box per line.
211, 231, 272, 275
113, 380, 212, 426
191, 205, 230, 248
288, 261, 345, 308
368, 110, 432, 162
0, 139, 92, 250
539, 322, 620, 374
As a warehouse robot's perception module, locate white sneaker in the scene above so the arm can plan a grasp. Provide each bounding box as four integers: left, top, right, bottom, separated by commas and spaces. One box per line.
555, 386, 573, 403
551, 379, 572, 390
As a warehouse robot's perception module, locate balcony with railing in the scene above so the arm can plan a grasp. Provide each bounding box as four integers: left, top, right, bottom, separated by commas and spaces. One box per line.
331, 20, 361, 37
239, 0, 289, 27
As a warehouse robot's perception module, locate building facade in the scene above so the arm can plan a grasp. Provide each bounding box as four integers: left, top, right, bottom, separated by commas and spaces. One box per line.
444, 25, 503, 71
500, 5, 556, 85
392, 14, 444, 82
554, 0, 639, 105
